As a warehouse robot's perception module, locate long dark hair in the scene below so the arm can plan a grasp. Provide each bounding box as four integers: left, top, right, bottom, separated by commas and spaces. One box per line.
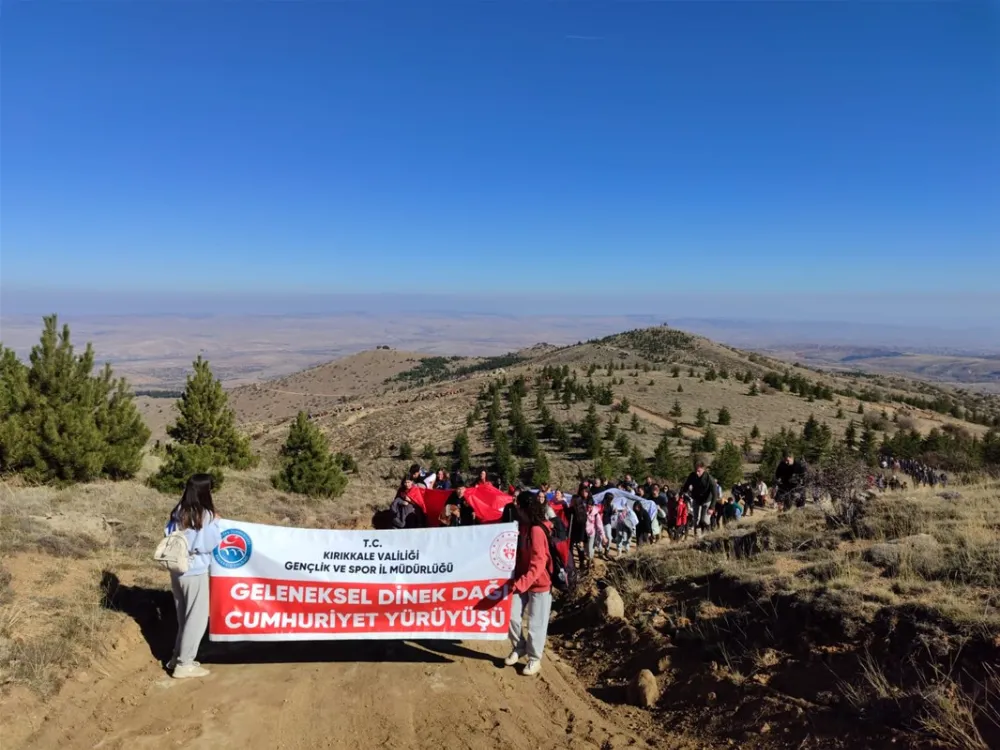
176, 474, 216, 531
516, 490, 547, 527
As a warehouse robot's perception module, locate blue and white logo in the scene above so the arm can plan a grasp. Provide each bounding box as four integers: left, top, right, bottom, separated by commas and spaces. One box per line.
214, 529, 253, 569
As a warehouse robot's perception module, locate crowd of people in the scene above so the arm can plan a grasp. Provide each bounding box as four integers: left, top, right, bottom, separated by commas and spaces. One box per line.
880, 456, 947, 489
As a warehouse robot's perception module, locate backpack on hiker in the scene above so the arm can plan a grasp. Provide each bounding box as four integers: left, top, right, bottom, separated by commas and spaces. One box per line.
543, 523, 577, 594
154, 530, 190, 574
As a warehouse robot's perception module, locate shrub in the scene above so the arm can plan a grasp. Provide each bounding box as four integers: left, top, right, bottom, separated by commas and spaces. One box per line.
717, 407, 732, 426
399, 442, 414, 460
272, 412, 348, 498
421, 443, 436, 461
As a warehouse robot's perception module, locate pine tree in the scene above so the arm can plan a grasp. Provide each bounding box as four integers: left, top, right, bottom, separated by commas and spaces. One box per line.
399, 441, 414, 460
553, 423, 572, 452
857, 403, 865, 415
741, 435, 752, 458
858, 424, 878, 465
452, 430, 472, 473
750, 424, 761, 439
695, 408, 708, 428
671, 366, 680, 378
614, 432, 631, 455
149, 443, 226, 494
717, 407, 732, 426
0, 317, 149, 483
670, 400, 683, 418
836, 407, 845, 419
421, 443, 436, 462
710, 441, 743, 488
630, 413, 641, 432
271, 412, 348, 498
561, 389, 572, 409
700, 426, 719, 452
627, 446, 648, 478
531, 450, 551, 486
844, 420, 858, 450
492, 432, 518, 487
166, 356, 255, 469
677, 384, 684, 393
605, 421, 618, 441
652, 435, 678, 481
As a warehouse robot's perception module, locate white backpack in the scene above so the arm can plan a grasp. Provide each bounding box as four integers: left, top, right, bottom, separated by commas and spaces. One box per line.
154, 530, 190, 574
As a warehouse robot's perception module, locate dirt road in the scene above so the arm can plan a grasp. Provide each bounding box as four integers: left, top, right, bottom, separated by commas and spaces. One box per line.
11, 631, 671, 750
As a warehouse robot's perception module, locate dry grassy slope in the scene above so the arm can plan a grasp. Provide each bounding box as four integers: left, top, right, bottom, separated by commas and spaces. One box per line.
235, 329, 994, 501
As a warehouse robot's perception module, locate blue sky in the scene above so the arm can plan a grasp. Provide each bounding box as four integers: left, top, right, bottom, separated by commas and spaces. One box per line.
3, 2, 998, 312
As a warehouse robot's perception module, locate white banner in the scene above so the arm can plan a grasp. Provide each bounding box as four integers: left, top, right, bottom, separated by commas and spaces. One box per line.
208, 520, 518, 642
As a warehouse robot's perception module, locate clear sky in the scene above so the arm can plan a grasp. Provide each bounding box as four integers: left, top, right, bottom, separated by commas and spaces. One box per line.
2, 2, 998, 308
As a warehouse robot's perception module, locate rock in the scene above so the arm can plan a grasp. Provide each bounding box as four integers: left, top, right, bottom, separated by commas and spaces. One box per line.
626, 669, 659, 708
601, 587, 626, 621
655, 652, 672, 675
863, 533, 942, 575
759, 723, 771, 734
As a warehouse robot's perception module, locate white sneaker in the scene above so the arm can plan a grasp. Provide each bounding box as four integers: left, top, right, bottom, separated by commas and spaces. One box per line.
166, 658, 199, 671
172, 664, 210, 679
522, 658, 541, 676
504, 650, 523, 667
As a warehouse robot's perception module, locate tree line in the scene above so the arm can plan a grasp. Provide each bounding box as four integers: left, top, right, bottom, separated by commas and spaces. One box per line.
0, 317, 351, 499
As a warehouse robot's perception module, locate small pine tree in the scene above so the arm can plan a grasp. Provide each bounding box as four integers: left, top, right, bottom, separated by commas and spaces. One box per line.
750, 424, 761, 439
531, 450, 551, 486
627, 446, 648, 478
452, 430, 472, 473
652, 435, 678, 481
614, 432, 630, 455
399, 441, 414, 460
857, 403, 865, 415
670, 400, 683, 418
677, 384, 684, 393
844, 420, 858, 450
553, 423, 571, 452
618, 396, 632, 413
688, 367, 696, 377
717, 407, 732, 426
741, 435, 752, 458
671, 366, 680, 378
695, 408, 708, 428
710, 441, 743, 488
421, 443, 436, 461
836, 407, 845, 419
670, 425, 683, 439
700, 426, 719, 452
272, 412, 348, 498
630, 413, 640, 432
167, 356, 256, 469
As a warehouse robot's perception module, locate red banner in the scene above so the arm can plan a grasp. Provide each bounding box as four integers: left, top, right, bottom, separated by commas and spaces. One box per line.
211, 577, 509, 638
406, 484, 514, 526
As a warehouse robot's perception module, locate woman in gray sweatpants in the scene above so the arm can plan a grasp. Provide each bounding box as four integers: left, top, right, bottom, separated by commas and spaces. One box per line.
504, 491, 554, 677
166, 474, 223, 679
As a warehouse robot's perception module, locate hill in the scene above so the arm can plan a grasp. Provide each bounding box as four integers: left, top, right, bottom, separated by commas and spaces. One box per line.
4, 324, 1000, 750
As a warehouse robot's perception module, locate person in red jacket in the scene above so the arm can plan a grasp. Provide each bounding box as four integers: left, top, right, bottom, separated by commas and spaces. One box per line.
504, 491, 553, 677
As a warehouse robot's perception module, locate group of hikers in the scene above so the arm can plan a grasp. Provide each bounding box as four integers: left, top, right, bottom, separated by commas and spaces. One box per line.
157, 450, 813, 681
880, 455, 947, 489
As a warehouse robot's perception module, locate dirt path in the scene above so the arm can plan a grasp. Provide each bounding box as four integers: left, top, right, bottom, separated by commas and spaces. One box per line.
13, 633, 677, 750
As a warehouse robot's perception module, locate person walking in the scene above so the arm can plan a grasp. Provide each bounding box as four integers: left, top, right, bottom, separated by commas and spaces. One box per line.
165, 474, 223, 679
681, 461, 719, 537
505, 491, 553, 677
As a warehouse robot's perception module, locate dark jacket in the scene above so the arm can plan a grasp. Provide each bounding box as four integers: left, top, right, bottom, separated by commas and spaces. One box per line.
774, 460, 806, 494
390, 496, 425, 529
682, 471, 719, 507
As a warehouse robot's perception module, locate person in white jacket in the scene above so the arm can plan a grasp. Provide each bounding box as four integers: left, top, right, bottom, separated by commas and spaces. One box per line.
165, 474, 223, 679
